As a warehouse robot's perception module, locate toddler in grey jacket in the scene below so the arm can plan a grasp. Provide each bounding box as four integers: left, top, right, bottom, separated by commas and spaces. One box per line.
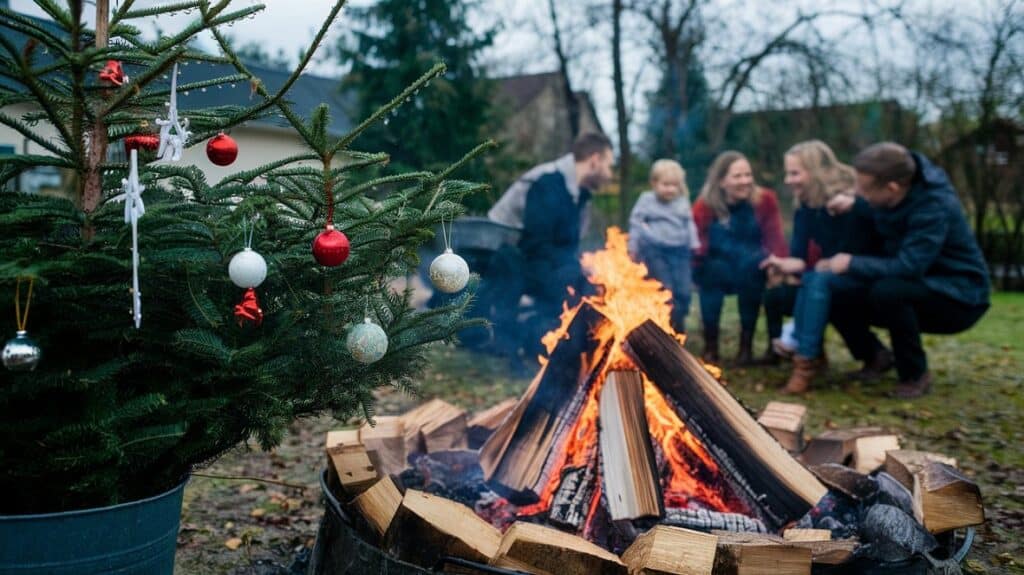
628, 159, 700, 333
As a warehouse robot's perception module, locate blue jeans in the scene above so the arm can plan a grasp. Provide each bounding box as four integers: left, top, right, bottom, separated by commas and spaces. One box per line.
638, 244, 693, 333
792, 271, 835, 359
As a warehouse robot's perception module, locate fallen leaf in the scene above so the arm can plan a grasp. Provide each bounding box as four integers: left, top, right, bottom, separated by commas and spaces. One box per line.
224, 537, 243, 550
239, 483, 260, 494
250, 508, 266, 518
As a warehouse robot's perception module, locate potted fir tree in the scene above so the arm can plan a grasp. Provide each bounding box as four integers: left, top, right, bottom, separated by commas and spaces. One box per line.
0, 1, 488, 572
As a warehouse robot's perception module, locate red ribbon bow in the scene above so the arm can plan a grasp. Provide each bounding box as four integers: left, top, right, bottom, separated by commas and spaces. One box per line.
234, 288, 264, 327
124, 134, 160, 153
99, 60, 127, 87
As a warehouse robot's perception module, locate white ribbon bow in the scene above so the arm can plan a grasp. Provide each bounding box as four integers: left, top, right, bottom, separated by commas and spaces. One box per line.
114, 149, 146, 328
156, 62, 191, 162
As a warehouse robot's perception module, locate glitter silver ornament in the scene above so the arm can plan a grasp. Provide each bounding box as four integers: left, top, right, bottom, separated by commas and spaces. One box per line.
228, 247, 267, 289
346, 318, 388, 364
3, 330, 41, 371
429, 248, 469, 293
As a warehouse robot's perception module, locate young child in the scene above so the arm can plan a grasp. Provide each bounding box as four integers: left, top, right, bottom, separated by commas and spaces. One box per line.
628, 159, 701, 333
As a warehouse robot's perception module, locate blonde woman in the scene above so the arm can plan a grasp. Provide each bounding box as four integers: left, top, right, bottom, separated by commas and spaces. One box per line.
692, 151, 787, 364
628, 159, 700, 333
759, 140, 881, 392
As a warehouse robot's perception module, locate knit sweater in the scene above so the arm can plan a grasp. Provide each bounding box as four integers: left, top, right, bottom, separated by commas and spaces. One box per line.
627, 191, 701, 254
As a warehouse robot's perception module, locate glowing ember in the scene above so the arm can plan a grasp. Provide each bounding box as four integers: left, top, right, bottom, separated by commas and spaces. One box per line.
519, 227, 746, 526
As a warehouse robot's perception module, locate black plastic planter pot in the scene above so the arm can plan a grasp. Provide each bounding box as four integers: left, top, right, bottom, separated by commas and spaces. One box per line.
0, 477, 187, 575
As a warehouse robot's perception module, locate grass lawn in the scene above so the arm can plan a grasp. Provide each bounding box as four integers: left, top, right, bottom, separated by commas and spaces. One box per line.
175, 291, 1024, 574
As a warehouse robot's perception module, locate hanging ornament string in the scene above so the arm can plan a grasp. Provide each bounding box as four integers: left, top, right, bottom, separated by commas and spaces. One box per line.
155, 62, 191, 162
112, 149, 146, 328
14, 277, 34, 332
439, 213, 451, 252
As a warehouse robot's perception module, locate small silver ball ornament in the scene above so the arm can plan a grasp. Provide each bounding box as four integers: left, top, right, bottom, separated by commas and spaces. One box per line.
228, 247, 267, 289
429, 248, 469, 294
346, 318, 388, 364
3, 330, 41, 371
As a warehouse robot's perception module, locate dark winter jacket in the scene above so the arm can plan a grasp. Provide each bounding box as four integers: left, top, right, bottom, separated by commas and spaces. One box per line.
519, 171, 591, 272
791, 197, 882, 268
692, 188, 788, 267
848, 152, 991, 307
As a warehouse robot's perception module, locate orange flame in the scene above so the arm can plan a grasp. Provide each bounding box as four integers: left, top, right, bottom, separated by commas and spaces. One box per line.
520, 227, 745, 526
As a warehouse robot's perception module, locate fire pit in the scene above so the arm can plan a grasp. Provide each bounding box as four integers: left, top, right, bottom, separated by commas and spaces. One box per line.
311, 229, 980, 574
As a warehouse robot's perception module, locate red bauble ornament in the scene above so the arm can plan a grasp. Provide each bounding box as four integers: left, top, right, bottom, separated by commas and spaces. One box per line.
124, 134, 160, 153
312, 225, 350, 267
234, 288, 264, 327
99, 60, 127, 86
206, 133, 238, 166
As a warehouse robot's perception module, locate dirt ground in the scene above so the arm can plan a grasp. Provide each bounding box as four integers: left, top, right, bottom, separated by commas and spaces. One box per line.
175, 295, 1024, 575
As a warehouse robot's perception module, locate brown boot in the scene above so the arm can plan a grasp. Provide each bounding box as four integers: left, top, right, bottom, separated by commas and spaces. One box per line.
891, 372, 932, 398
846, 348, 895, 382
782, 356, 824, 395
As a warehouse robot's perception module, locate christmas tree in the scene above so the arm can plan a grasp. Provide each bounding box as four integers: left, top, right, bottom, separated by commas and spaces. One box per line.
0, 0, 490, 514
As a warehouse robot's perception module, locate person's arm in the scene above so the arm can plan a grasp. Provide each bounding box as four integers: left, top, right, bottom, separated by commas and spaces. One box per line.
691, 199, 712, 259
627, 194, 647, 256
846, 205, 948, 278
520, 175, 572, 255
757, 190, 788, 257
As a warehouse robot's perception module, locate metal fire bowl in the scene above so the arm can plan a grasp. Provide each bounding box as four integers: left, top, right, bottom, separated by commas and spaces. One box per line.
308, 469, 527, 575
307, 470, 975, 575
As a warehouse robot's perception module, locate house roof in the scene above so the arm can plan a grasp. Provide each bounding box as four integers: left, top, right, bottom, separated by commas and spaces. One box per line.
494, 71, 605, 134
0, 9, 353, 136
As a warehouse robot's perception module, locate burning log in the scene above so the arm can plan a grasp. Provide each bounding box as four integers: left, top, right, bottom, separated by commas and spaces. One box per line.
480, 303, 611, 503
757, 401, 806, 453
384, 489, 502, 568
548, 461, 598, 530
624, 320, 827, 530
599, 370, 663, 521
663, 508, 767, 534
467, 398, 517, 449
884, 450, 958, 490
710, 532, 812, 575
402, 398, 468, 454
621, 525, 718, 575
912, 461, 985, 533
490, 522, 627, 575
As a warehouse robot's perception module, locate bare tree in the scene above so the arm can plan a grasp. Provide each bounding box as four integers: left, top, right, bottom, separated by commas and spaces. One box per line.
548, 0, 582, 136
908, 0, 1024, 286
612, 0, 633, 225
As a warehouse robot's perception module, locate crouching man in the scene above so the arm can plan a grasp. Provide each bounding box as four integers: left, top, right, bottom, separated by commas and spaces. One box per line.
819, 142, 990, 398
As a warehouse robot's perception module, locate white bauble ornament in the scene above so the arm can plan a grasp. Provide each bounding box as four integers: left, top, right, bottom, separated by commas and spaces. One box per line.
3, 330, 41, 371
346, 318, 388, 364
228, 247, 267, 289
429, 248, 469, 293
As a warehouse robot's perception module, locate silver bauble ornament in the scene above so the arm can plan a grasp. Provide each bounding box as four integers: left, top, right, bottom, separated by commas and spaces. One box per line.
228, 247, 267, 289
3, 330, 41, 371
429, 248, 469, 294
346, 318, 388, 364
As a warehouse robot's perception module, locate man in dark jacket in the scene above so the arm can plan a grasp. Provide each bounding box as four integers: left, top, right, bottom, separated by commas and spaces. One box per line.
481, 133, 614, 359
817, 142, 990, 397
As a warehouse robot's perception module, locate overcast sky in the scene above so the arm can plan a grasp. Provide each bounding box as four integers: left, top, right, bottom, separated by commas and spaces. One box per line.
10, 0, 996, 144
